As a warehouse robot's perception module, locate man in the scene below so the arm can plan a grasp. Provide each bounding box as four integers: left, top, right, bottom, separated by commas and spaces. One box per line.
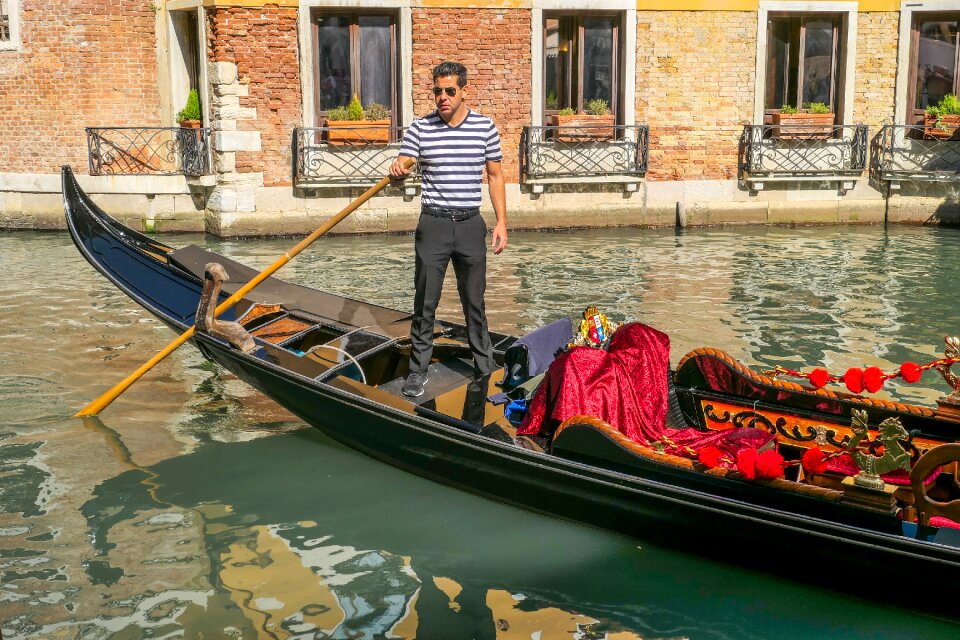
389, 61, 508, 398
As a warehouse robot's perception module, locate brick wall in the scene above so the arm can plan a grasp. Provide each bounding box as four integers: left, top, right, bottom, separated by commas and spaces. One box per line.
411, 8, 530, 183
208, 6, 301, 187
0, 0, 161, 174
636, 12, 756, 181
854, 12, 899, 129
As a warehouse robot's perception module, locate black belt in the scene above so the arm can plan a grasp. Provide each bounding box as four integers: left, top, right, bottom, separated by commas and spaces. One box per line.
421, 206, 480, 222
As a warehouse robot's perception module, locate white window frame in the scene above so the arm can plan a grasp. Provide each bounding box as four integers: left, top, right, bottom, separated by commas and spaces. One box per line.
1, 0, 21, 51
754, 1, 858, 125
894, 1, 960, 125
166, 5, 209, 126
298, 0, 413, 128
531, 0, 636, 127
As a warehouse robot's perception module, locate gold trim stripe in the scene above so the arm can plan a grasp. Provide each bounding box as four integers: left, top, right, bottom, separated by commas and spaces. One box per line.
635, 1, 899, 9
200, 0, 299, 8
166, 1, 903, 12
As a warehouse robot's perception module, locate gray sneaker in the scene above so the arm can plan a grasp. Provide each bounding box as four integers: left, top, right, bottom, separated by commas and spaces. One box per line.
402, 371, 427, 397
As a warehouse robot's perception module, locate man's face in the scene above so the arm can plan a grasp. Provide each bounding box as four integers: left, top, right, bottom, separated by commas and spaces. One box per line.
433, 75, 465, 117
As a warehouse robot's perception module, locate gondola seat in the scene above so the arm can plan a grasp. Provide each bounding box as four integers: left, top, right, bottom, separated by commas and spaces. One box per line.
501, 317, 573, 390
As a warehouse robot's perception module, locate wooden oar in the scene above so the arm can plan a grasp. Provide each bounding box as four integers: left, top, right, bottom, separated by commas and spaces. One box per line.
76, 158, 415, 417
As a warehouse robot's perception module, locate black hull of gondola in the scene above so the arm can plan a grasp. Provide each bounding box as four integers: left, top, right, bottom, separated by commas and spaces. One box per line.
62, 165, 960, 617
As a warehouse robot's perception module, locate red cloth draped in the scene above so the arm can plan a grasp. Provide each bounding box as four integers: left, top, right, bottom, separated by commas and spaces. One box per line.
518, 322, 775, 458
518, 322, 671, 441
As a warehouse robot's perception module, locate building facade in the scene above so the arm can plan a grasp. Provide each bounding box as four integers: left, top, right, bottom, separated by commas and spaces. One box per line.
2, 0, 960, 235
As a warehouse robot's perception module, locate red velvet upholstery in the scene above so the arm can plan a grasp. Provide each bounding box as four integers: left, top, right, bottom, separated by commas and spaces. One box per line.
518, 323, 775, 460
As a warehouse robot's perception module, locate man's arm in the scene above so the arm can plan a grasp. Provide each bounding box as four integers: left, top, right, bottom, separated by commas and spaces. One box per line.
391, 123, 419, 179
486, 160, 507, 254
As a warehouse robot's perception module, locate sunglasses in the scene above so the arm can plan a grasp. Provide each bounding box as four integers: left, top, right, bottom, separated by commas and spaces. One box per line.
432, 86, 459, 98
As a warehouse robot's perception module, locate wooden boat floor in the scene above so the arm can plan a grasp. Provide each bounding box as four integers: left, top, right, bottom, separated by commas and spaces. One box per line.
168, 245, 434, 339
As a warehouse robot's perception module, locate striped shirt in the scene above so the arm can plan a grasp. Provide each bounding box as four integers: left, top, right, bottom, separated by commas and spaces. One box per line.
399, 110, 502, 210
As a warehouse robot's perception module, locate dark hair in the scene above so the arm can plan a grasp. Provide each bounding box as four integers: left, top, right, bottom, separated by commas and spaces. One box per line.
432, 61, 468, 88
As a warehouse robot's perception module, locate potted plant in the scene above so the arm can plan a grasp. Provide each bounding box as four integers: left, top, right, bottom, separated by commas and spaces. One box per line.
549, 99, 615, 142
176, 88, 202, 129
325, 95, 391, 145
772, 102, 834, 139
924, 94, 960, 140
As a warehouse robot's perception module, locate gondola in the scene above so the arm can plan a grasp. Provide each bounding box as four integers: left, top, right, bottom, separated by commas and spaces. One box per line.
62, 166, 960, 615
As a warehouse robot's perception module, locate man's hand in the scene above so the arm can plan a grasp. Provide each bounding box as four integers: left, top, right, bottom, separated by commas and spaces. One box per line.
390, 157, 413, 179
491, 221, 508, 254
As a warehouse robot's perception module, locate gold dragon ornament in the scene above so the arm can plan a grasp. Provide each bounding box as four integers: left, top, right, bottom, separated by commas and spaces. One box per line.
568, 306, 619, 349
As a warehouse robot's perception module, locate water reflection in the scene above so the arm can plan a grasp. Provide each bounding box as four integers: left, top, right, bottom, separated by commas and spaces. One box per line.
3, 227, 960, 638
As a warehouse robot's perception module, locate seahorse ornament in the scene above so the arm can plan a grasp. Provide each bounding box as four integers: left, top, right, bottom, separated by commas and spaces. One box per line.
846, 409, 911, 489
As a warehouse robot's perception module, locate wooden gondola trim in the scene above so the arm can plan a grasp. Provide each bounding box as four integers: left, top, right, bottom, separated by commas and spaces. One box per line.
676, 347, 936, 417
554, 414, 844, 501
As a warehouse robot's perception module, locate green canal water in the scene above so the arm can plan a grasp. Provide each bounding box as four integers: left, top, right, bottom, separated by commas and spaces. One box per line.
2, 225, 960, 638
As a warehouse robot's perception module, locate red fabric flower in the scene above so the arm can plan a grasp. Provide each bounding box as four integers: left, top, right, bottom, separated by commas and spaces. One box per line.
736, 448, 759, 480
863, 366, 885, 393
808, 368, 830, 389
844, 367, 864, 394
801, 447, 829, 475
698, 446, 724, 469
756, 449, 785, 479
900, 362, 922, 384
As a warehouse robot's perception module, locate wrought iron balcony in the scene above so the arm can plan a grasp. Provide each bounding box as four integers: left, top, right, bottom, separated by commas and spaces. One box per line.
86, 127, 211, 177
293, 126, 418, 187
871, 124, 960, 186
738, 124, 868, 190
520, 125, 648, 186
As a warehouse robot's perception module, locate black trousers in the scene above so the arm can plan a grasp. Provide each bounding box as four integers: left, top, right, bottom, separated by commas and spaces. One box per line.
409, 211, 495, 377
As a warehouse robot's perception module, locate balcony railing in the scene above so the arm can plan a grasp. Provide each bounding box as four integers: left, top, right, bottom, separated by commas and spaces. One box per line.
1, 14, 9, 41
520, 125, 649, 181
86, 127, 211, 177
293, 126, 418, 186
738, 124, 868, 188
871, 124, 960, 185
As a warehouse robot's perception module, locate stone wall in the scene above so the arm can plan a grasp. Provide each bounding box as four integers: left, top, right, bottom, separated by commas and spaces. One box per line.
636, 11, 756, 181
207, 5, 301, 188
853, 11, 899, 129
411, 8, 530, 184
0, 0, 161, 173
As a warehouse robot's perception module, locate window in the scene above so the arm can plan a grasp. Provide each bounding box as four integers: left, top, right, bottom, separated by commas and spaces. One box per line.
169, 9, 203, 123
313, 11, 399, 125
0, 0, 19, 50
0, 0, 9, 43
544, 13, 621, 120
908, 14, 960, 123
764, 14, 842, 121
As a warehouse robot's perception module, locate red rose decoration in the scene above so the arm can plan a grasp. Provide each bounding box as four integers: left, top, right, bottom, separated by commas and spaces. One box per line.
863, 366, 885, 393
736, 448, 759, 481
801, 448, 829, 475
843, 367, 864, 394
699, 446, 724, 469
808, 368, 830, 389
900, 362, 922, 384
756, 449, 785, 480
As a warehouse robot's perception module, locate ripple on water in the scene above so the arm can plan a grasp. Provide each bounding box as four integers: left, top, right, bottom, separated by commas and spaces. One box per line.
4, 228, 960, 638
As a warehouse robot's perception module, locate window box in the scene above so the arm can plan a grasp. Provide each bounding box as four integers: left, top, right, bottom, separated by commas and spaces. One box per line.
771, 111, 835, 140
923, 113, 960, 140
325, 119, 391, 145
548, 114, 616, 142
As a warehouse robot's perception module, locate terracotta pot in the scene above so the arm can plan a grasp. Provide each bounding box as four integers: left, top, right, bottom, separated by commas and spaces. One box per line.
179, 119, 202, 129
326, 119, 391, 145
923, 113, 960, 140
548, 113, 615, 142
771, 112, 834, 139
